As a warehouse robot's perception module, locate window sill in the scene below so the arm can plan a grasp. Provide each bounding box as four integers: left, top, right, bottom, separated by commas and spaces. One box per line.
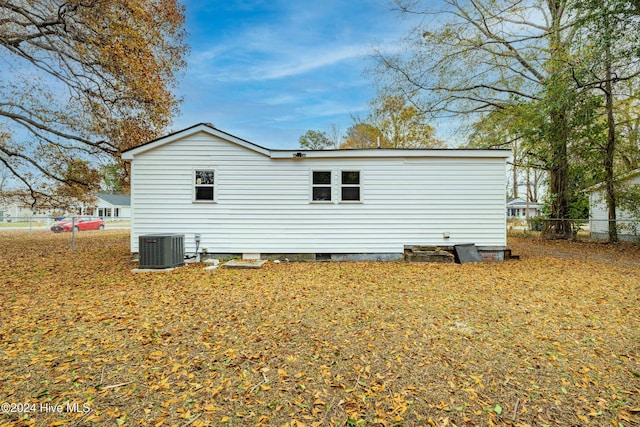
310, 200, 334, 204
193, 200, 217, 204
339, 200, 363, 204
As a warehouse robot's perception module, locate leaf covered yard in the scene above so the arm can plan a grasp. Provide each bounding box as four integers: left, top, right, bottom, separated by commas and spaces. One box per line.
0, 232, 638, 427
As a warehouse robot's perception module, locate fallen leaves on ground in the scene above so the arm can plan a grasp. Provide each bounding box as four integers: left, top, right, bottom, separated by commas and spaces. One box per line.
0, 231, 638, 426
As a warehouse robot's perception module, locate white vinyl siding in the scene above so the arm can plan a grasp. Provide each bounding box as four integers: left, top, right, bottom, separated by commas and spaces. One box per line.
128, 131, 508, 253
589, 174, 640, 238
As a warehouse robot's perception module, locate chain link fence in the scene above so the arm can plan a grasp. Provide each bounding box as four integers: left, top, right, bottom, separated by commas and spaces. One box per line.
4, 216, 637, 249
0, 216, 130, 250
508, 218, 640, 242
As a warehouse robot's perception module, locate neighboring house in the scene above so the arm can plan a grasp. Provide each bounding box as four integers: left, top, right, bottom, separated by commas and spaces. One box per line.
89, 193, 131, 218
589, 170, 640, 241
506, 197, 541, 219
122, 123, 511, 259
0, 197, 37, 221
1, 193, 131, 221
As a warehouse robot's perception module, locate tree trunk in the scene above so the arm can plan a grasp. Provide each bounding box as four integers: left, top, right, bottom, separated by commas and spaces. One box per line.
604, 63, 618, 242
528, 168, 541, 203
545, 122, 572, 239
512, 145, 519, 198
599, 6, 619, 243
512, 164, 519, 198
543, 0, 572, 240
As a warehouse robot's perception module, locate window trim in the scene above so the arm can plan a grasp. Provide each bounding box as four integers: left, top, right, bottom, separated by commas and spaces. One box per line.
310, 170, 333, 203
193, 168, 217, 203
339, 169, 362, 203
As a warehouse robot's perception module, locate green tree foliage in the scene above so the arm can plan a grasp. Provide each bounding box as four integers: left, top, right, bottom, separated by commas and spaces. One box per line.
569, 0, 640, 241
617, 181, 640, 219
469, 109, 540, 200
340, 122, 386, 149
341, 96, 442, 149
377, 0, 640, 240
0, 0, 188, 209
100, 163, 128, 195
371, 95, 442, 148
616, 84, 640, 170
375, 0, 579, 238
298, 130, 333, 150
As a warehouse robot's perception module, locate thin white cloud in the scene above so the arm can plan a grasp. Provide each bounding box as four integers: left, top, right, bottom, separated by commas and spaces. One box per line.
190, 40, 404, 83
187, 0, 408, 83
261, 94, 299, 106
244, 45, 371, 81
176, 0, 422, 148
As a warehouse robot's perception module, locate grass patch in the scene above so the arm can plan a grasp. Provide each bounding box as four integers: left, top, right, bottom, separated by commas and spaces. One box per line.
0, 232, 638, 426
0, 221, 36, 228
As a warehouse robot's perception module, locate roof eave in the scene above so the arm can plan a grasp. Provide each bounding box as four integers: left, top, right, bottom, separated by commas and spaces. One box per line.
270, 149, 511, 159
121, 123, 511, 160
121, 123, 271, 160
586, 168, 640, 192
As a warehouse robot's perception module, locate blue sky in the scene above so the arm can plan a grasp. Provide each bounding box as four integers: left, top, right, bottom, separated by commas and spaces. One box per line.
174, 0, 418, 149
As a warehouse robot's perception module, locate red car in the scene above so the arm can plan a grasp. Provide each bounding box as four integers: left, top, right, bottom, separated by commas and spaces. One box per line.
50, 217, 105, 233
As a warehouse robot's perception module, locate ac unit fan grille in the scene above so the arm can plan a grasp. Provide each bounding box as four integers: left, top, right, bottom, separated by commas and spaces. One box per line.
138, 234, 185, 268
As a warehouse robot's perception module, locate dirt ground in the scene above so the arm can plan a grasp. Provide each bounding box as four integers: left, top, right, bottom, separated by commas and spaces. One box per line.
508, 235, 640, 269
0, 232, 638, 427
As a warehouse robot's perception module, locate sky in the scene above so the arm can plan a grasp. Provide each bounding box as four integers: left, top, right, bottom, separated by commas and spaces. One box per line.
174, 0, 420, 149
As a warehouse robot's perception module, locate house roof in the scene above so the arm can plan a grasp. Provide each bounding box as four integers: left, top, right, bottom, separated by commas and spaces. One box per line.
506, 197, 539, 207
97, 193, 131, 207
121, 123, 511, 160
587, 168, 640, 192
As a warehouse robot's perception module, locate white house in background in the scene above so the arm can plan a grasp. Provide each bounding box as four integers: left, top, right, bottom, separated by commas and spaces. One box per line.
0, 197, 37, 221
1, 193, 130, 221
589, 170, 640, 241
122, 123, 510, 260
506, 197, 541, 219
90, 193, 131, 218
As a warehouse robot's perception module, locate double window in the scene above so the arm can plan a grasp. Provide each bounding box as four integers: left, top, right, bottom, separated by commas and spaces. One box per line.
311, 170, 361, 202
194, 170, 215, 202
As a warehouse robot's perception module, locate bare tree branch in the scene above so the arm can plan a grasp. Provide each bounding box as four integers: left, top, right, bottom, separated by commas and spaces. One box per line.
0, 0, 187, 209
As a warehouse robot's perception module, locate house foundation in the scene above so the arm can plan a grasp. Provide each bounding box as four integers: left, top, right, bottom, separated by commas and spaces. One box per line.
198, 247, 515, 263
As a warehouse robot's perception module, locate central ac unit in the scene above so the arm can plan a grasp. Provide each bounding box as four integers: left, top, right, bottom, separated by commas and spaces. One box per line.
138, 234, 185, 268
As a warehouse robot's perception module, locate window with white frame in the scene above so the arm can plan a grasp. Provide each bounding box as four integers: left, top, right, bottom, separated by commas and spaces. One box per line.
341, 170, 360, 202
312, 171, 332, 201
194, 170, 215, 202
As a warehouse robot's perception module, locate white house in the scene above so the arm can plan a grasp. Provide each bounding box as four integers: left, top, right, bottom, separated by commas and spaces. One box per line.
89, 193, 131, 218
589, 170, 640, 241
506, 197, 541, 219
1, 193, 131, 221
122, 123, 510, 260
0, 197, 38, 221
